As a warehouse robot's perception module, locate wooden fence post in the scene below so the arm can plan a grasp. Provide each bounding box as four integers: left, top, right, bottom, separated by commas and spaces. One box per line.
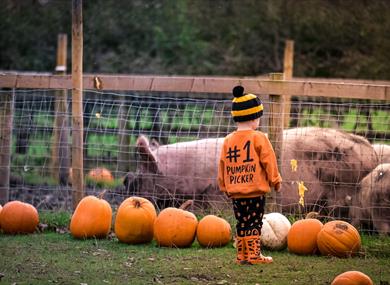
51, 34, 70, 185
267, 73, 284, 212
283, 39, 294, 129
118, 95, 130, 174
72, 0, 84, 209
0, 89, 14, 205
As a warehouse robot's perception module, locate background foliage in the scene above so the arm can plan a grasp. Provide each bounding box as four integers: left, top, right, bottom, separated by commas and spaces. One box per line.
1, 0, 389, 79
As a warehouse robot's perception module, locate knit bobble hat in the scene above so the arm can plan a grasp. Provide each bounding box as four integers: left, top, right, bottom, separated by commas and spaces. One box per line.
231, 86, 263, 122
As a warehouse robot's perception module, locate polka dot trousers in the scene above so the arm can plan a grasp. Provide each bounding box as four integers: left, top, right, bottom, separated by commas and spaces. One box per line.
232, 196, 266, 237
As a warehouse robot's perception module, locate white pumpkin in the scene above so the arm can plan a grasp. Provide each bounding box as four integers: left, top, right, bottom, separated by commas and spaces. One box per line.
261, 212, 291, 250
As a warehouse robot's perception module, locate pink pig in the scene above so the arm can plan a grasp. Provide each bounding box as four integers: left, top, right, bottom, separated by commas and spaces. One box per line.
124, 128, 379, 217
124, 135, 226, 209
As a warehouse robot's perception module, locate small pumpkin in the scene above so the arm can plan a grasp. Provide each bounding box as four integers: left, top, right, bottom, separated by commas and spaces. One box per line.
154, 202, 198, 248
287, 218, 323, 255
261, 212, 291, 250
87, 167, 114, 184
331, 271, 373, 285
317, 220, 361, 258
115, 197, 157, 244
70, 192, 112, 239
196, 215, 231, 247
0, 201, 39, 234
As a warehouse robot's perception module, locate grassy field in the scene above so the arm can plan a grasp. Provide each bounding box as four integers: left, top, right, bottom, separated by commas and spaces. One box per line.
1, 213, 389, 285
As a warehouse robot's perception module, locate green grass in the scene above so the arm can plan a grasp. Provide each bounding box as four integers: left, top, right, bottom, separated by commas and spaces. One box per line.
0, 232, 389, 285
1, 212, 389, 285
89, 116, 119, 129
34, 112, 54, 128
21, 172, 58, 186
87, 134, 119, 157
167, 136, 199, 144
164, 107, 214, 131
372, 110, 390, 132
297, 108, 390, 133
85, 177, 123, 189
341, 109, 369, 132
39, 211, 71, 231
10, 169, 123, 189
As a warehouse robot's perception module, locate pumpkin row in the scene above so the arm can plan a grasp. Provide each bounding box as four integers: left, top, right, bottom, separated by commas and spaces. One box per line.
0, 197, 362, 256
0, 197, 232, 248
0, 200, 373, 285
235, 212, 362, 258
72, 195, 232, 248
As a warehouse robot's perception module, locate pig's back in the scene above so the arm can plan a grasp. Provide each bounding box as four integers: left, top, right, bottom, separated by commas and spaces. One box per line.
154, 138, 223, 178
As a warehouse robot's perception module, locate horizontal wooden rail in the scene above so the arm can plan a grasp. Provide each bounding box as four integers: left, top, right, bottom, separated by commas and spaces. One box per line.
1, 72, 389, 100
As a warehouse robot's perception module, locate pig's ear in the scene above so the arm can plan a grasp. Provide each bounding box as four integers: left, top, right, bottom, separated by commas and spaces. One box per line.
150, 138, 160, 151
136, 135, 159, 173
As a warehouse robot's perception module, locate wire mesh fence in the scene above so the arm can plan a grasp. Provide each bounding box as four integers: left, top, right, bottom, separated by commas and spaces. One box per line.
1, 88, 389, 233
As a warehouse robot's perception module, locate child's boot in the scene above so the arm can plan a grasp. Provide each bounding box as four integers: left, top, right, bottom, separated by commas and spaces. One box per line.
244, 235, 273, 264
235, 236, 248, 265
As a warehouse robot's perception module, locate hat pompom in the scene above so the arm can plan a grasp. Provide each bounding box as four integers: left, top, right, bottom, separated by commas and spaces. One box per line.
232, 86, 244, 98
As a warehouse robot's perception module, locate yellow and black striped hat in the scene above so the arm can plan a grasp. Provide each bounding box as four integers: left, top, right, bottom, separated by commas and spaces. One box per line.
231, 86, 263, 122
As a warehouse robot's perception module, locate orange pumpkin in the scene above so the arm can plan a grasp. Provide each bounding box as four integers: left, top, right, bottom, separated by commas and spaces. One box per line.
287, 218, 323, 255
115, 197, 157, 244
317, 220, 361, 258
154, 207, 198, 248
0, 201, 39, 234
87, 167, 114, 184
70, 192, 112, 239
196, 215, 231, 247
331, 271, 373, 285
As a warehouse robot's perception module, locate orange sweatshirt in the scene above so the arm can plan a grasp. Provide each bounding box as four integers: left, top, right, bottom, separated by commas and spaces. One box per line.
218, 129, 282, 198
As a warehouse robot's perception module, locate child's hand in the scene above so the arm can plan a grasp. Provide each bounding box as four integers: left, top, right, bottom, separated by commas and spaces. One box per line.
274, 182, 282, 192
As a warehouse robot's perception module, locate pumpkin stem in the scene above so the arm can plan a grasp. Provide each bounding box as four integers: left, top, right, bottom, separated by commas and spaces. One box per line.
134, 199, 141, 208
179, 199, 194, 210
305, 211, 319, 219
98, 189, 108, 199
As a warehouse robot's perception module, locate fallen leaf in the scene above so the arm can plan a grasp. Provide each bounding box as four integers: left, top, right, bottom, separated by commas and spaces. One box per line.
124, 262, 132, 268
38, 223, 48, 232
153, 277, 163, 284
56, 227, 69, 234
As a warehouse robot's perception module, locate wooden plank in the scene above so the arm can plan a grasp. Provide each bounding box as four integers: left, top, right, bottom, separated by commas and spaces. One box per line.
72, 0, 84, 209
0, 72, 389, 101
117, 95, 130, 173
0, 73, 17, 88
50, 75, 72, 89
283, 40, 294, 128
0, 89, 14, 204
16, 74, 50, 89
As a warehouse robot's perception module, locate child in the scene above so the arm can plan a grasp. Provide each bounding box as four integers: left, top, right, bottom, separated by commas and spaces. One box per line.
218, 85, 282, 265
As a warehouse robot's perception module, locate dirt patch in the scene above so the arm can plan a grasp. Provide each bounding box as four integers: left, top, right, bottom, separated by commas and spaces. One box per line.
9, 185, 125, 211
